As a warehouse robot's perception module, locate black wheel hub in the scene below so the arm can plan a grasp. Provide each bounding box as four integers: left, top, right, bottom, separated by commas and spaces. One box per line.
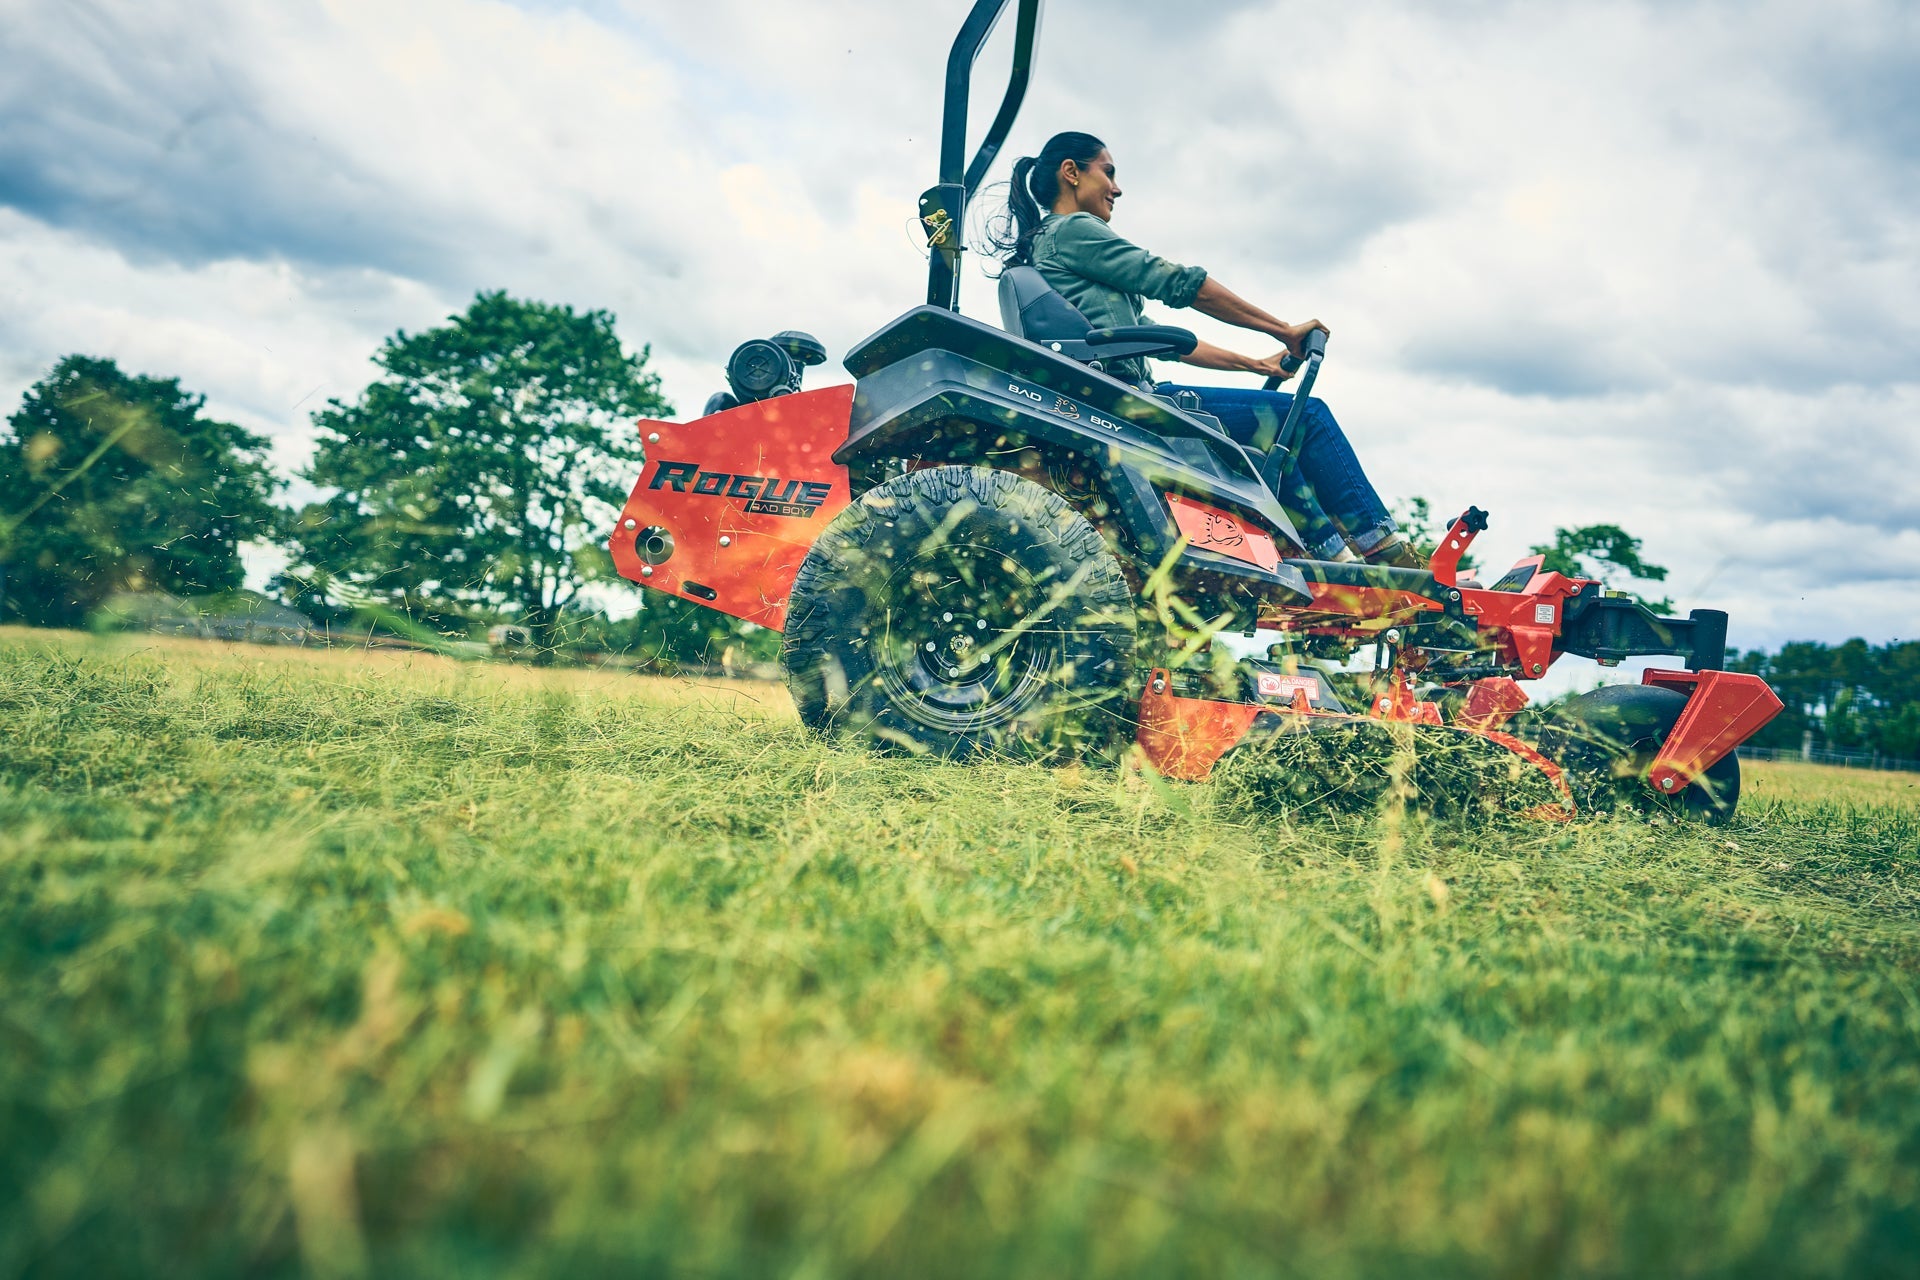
872, 544, 1061, 732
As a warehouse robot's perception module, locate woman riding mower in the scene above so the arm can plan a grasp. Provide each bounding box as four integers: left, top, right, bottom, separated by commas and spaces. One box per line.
986, 131, 1420, 568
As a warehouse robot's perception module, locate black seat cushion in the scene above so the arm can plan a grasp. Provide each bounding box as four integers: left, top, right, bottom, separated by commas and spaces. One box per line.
996, 266, 1197, 364
998, 266, 1094, 342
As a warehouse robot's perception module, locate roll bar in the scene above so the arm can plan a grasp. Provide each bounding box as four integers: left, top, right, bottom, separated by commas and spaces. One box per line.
923, 0, 1045, 311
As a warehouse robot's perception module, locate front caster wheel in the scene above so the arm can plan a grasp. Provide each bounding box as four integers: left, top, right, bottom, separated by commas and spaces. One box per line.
1536, 684, 1741, 823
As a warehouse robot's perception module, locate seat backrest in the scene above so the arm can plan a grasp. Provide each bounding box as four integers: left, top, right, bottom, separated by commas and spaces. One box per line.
997, 265, 1094, 343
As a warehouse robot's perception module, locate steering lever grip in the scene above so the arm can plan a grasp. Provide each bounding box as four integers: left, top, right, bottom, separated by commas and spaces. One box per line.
1261, 328, 1329, 391
1262, 353, 1300, 392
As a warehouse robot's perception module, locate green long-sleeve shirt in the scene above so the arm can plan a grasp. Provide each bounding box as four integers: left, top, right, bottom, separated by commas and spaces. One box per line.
1030, 212, 1209, 385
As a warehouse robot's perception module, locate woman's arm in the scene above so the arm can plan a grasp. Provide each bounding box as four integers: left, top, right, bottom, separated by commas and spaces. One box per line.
1190, 277, 1327, 355
1180, 338, 1297, 381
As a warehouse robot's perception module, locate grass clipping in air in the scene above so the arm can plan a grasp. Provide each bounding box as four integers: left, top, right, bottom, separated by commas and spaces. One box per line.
2, 627, 1918, 1279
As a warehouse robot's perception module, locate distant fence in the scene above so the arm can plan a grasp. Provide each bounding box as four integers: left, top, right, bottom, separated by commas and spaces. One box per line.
1737, 745, 1920, 774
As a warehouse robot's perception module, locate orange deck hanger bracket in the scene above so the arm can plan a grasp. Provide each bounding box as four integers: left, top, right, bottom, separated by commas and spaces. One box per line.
1370, 668, 1445, 725
1452, 571, 1583, 680
1455, 676, 1530, 732
609, 385, 855, 631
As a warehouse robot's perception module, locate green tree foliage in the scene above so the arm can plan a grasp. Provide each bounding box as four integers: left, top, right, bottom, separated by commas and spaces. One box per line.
284, 292, 670, 659
1731, 638, 1920, 758
1530, 524, 1673, 611
0, 355, 278, 627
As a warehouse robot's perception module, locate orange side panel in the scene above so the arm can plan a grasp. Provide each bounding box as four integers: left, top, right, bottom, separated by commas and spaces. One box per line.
609, 385, 854, 632
1133, 670, 1262, 780
1642, 668, 1785, 793
1165, 492, 1281, 571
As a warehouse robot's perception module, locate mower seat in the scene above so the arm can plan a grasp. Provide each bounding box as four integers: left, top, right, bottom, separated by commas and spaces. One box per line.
996, 266, 1197, 373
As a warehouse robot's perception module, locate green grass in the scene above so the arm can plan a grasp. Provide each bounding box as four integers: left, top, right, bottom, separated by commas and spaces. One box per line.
2, 626, 1917, 1278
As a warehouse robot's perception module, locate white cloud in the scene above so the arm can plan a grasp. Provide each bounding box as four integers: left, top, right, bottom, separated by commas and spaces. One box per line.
0, 209, 446, 482
1, 0, 1916, 650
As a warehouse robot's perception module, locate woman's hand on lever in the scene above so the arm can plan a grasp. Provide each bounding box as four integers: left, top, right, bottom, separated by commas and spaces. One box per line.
1274, 319, 1330, 357
1179, 338, 1295, 377
1247, 351, 1299, 382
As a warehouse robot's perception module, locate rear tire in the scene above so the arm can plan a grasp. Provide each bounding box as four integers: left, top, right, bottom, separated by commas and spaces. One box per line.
1536, 684, 1741, 823
781, 466, 1137, 761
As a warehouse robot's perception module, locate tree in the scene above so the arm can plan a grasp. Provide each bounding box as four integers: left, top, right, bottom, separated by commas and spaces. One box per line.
0, 355, 279, 627
1731, 637, 1920, 757
1530, 524, 1672, 612
283, 292, 671, 659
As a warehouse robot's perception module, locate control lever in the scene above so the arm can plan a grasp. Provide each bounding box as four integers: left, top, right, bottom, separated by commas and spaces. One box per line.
1252, 329, 1329, 491
1262, 327, 1328, 392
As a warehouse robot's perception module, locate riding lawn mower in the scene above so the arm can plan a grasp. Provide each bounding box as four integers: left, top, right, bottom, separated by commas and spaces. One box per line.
608, 0, 1782, 822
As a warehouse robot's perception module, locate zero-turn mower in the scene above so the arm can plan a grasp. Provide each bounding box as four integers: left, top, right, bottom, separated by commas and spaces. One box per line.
608, 0, 1782, 821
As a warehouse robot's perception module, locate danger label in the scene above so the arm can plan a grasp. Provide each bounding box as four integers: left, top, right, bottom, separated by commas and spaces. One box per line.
1257, 673, 1319, 702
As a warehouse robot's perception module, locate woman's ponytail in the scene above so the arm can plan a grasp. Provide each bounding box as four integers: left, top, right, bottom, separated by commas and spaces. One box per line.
1005, 155, 1044, 265
976, 131, 1106, 270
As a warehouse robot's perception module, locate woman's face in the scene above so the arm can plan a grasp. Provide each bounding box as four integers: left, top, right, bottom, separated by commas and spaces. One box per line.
1061, 149, 1121, 221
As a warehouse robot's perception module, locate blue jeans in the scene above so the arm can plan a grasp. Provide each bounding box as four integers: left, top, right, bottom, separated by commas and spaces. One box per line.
1155, 383, 1394, 559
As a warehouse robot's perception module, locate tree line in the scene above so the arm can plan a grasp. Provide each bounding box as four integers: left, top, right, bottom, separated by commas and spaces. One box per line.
0, 292, 763, 668
3, 289, 1910, 745
1729, 639, 1920, 759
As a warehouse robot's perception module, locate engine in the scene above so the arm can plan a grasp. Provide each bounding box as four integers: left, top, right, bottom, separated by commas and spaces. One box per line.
703, 330, 828, 415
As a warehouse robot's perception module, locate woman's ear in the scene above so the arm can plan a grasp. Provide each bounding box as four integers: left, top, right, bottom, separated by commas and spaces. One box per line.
1058, 158, 1080, 189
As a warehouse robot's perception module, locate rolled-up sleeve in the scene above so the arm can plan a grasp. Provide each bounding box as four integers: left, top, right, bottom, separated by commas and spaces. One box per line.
1048, 213, 1208, 308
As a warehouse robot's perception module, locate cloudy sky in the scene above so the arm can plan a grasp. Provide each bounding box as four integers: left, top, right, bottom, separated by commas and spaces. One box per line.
3, 0, 1916, 651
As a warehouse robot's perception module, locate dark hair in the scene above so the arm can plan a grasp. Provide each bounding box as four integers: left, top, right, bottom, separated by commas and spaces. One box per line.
978, 131, 1106, 268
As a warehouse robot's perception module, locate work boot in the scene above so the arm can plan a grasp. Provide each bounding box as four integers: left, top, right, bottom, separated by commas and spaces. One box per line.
1351, 521, 1425, 570
1363, 536, 1425, 569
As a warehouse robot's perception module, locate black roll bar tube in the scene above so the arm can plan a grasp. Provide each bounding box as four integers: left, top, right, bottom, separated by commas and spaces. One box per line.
925, 0, 1045, 311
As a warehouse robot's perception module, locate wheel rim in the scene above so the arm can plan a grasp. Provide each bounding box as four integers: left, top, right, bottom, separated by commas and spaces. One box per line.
870, 543, 1065, 734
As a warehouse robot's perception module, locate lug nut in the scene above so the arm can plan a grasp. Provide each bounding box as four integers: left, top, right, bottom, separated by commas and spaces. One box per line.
1661, 776, 1676, 791
976, 619, 987, 630
925, 641, 937, 652
718, 535, 731, 547
942, 612, 953, 622
641, 566, 653, 578
622, 518, 637, 530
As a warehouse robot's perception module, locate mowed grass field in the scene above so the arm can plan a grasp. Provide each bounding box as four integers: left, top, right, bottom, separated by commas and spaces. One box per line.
2, 627, 1918, 1279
